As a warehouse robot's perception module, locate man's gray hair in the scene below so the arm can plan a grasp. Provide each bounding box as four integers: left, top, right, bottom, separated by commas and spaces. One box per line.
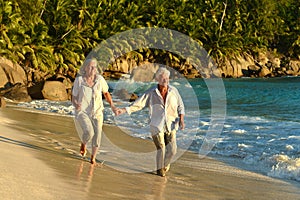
155, 67, 170, 80
79, 58, 98, 75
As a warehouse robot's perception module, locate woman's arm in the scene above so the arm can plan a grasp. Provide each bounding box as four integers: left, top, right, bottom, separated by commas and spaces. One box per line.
72, 77, 81, 111
72, 95, 81, 111
103, 92, 117, 114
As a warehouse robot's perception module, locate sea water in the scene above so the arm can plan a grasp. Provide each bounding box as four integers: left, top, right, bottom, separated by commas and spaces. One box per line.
17, 77, 300, 182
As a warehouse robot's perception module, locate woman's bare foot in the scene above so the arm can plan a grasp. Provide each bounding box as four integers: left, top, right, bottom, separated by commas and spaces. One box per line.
90, 155, 96, 165
80, 143, 87, 157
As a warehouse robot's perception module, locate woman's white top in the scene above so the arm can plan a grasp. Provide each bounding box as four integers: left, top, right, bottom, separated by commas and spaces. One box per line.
72, 75, 109, 118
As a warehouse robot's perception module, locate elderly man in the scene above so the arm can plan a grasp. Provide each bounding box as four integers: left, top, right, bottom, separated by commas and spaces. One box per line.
117, 67, 185, 177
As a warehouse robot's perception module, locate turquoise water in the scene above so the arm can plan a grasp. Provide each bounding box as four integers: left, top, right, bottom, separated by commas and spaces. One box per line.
224, 77, 300, 121
18, 77, 300, 182
188, 77, 300, 181
189, 77, 300, 119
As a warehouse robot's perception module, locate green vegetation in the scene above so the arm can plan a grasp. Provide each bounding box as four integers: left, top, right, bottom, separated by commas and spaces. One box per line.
0, 0, 299, 75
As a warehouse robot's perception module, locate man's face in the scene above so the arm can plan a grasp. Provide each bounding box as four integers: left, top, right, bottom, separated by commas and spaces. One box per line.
157, 73, 169, 87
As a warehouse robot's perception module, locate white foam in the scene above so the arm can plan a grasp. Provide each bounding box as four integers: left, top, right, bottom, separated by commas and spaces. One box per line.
267, 139, 276, 143
224, 124, 232, 128
172, 81, 180, 86
238, 143, 252, 148
200, 121, 210, 126
285, 145, 294, 151
268, 155, 300, 181
17, 100, 74, 116
184, 83, 192, 88
255, 126, 263, 130
232, 129, 246, 134
288, 135, 300, 140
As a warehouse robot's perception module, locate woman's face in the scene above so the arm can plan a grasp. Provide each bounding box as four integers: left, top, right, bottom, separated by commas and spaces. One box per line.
85, 61, 97, 77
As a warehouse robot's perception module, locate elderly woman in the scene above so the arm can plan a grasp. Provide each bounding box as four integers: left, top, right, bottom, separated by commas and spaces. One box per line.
72, 58, 117, 165
117, 67, 185, 176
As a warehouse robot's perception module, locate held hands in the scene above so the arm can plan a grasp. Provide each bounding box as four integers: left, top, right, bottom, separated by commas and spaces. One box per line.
111, 106, 127, 116
111, 106, 118, 115
116, 108, 127, 116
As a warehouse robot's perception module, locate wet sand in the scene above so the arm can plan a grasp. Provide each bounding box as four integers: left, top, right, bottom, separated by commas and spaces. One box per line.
1, 105, 300, 200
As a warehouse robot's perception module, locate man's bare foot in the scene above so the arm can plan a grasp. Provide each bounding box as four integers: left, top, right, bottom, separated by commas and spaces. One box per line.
80, 143, 87, 157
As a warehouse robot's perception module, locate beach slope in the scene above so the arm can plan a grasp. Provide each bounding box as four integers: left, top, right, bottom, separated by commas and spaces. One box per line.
0, 106, 299, 200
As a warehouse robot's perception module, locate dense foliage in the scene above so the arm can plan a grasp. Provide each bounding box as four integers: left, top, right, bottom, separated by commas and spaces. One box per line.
0, 0, 299, 74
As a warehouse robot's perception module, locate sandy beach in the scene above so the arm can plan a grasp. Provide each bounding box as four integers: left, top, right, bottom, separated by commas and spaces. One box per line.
1, 105, 300, 200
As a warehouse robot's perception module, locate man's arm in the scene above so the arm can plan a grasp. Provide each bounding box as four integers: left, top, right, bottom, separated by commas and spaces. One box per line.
116, 92, 150, 116
179, 113, 185, 130
175, 88, 185, 130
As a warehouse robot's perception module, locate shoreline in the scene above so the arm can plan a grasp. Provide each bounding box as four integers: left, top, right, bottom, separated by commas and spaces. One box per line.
1, 106, 300, 200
